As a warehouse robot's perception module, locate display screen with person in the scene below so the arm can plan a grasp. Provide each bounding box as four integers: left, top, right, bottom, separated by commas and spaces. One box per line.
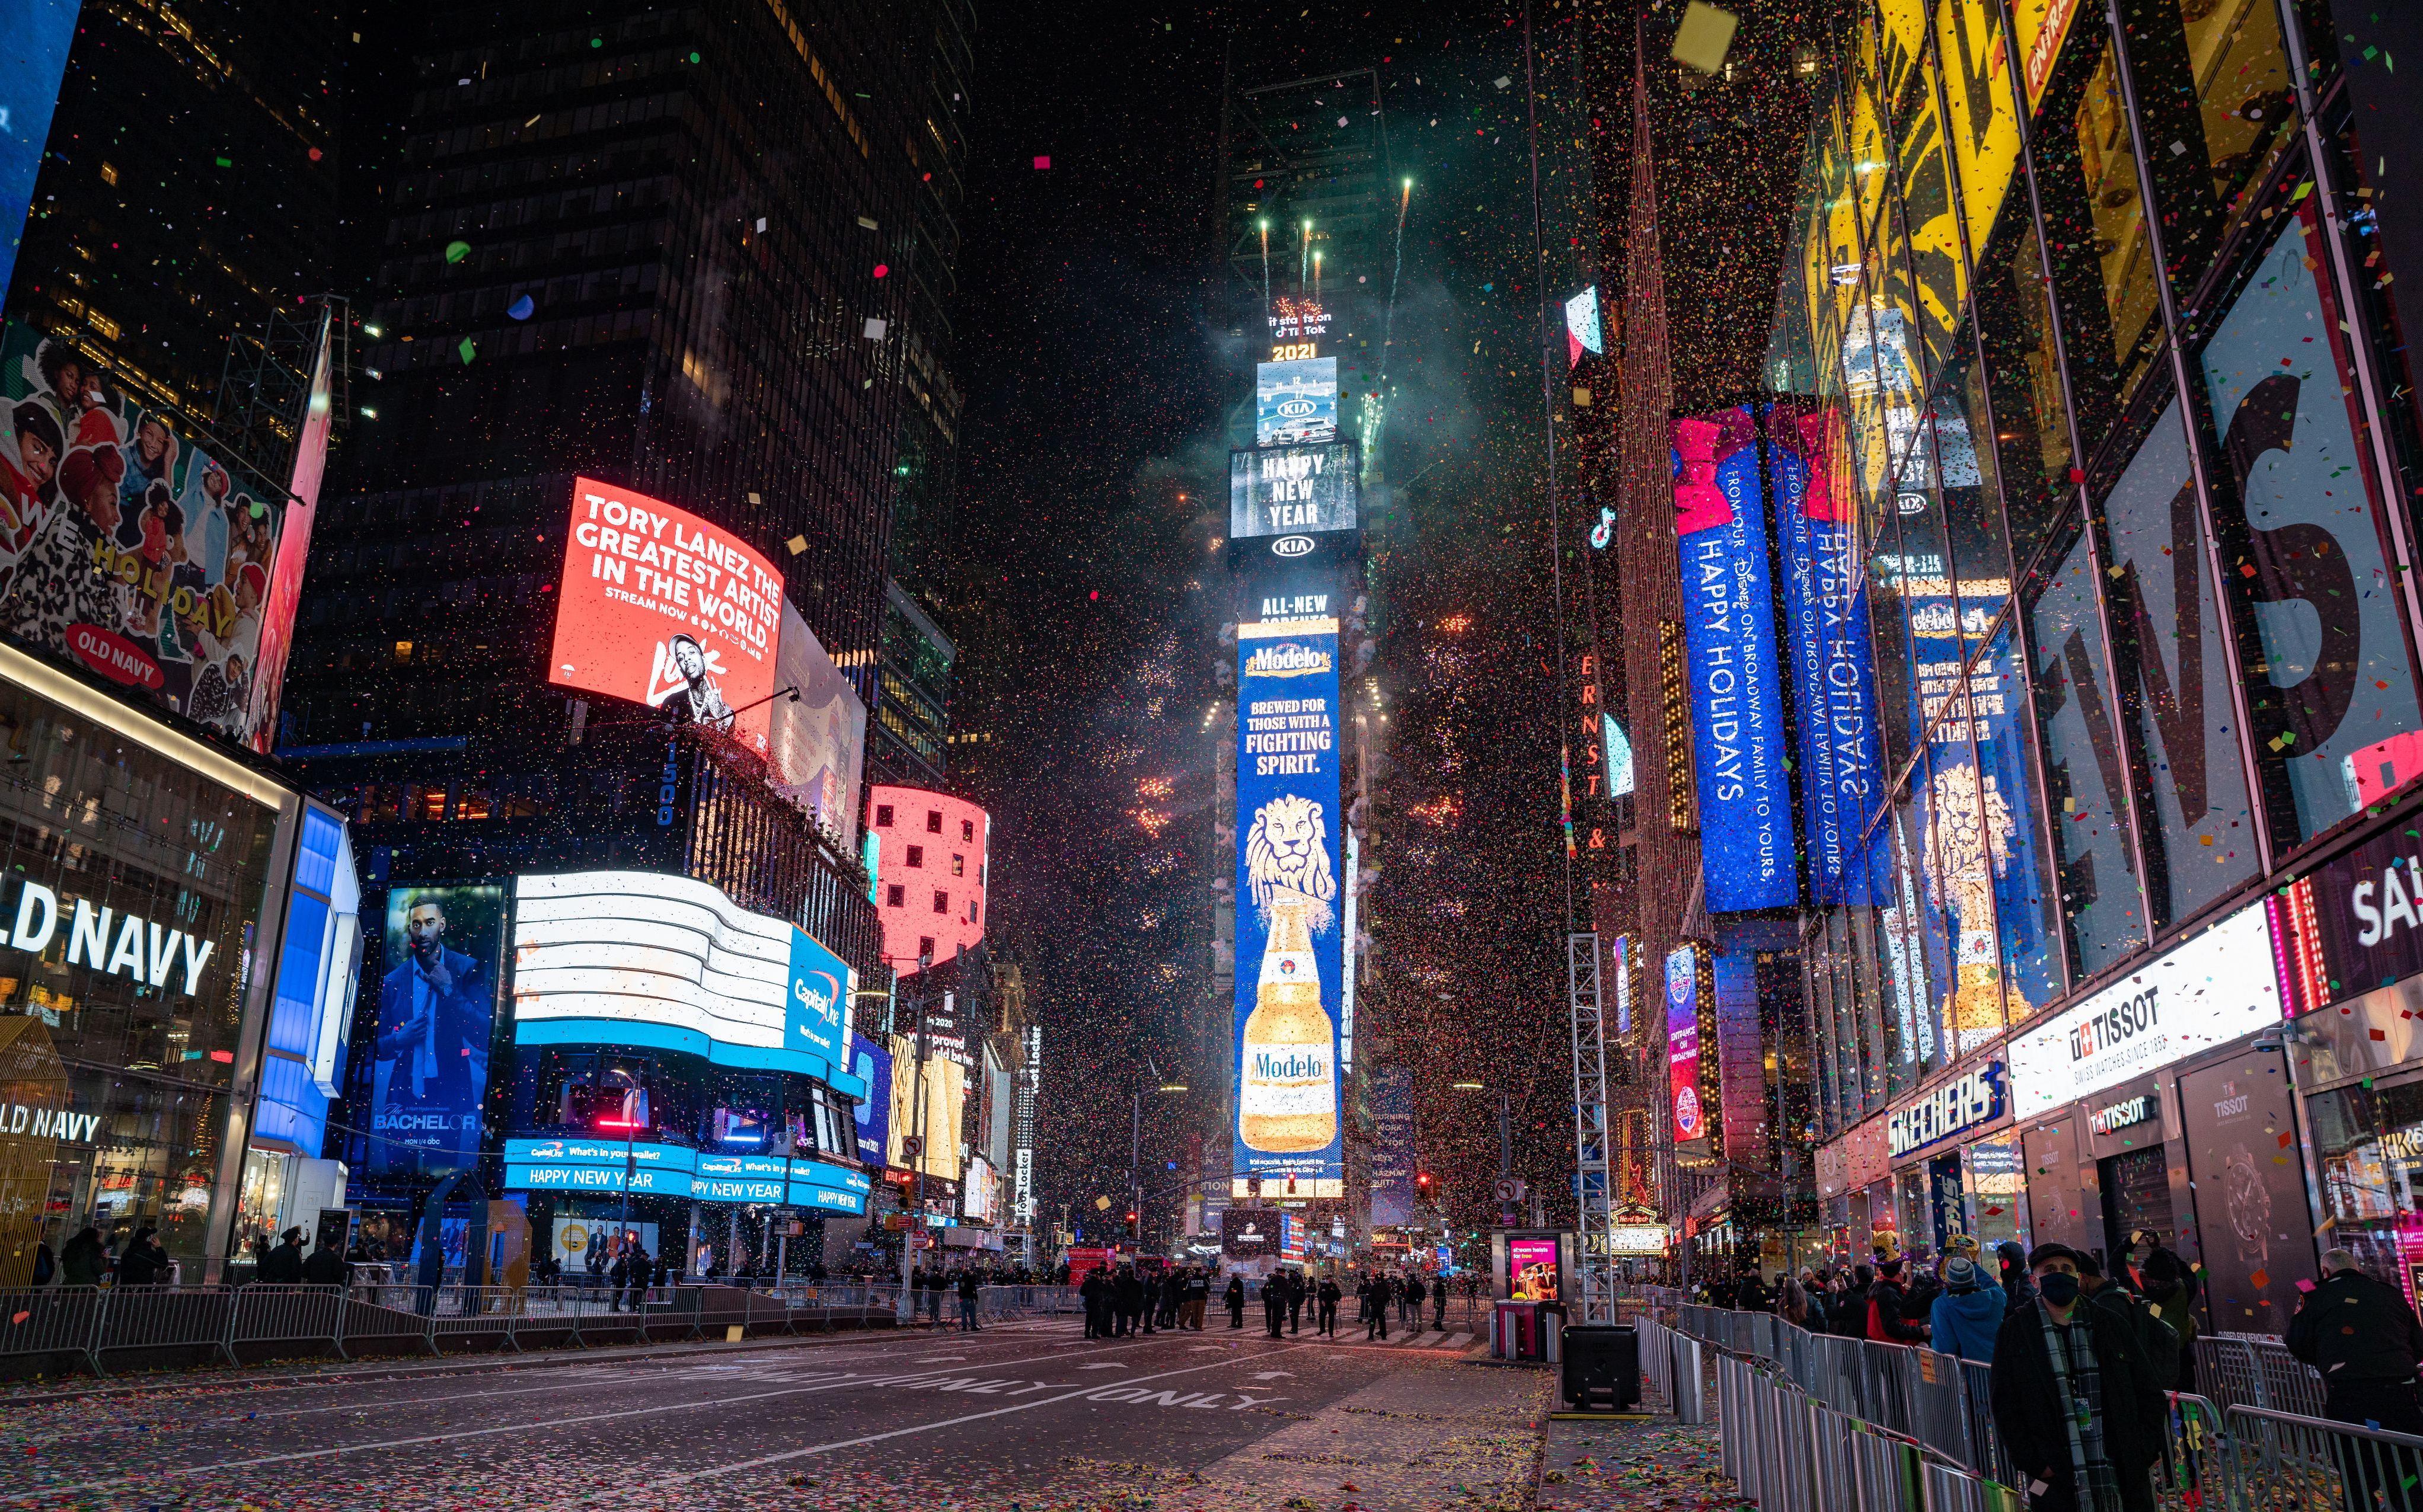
369, 896, 495, 1174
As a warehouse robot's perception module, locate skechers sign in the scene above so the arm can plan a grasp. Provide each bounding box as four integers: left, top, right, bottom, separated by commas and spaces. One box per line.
1888, 1062, 2006, 1159
2007, 900, 2282, 1117
1230, 442, 1359, 538
1671, 408, 1796, 912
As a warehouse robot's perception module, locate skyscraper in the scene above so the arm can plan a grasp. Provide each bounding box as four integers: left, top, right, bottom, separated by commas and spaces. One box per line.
281, 0, 973, 954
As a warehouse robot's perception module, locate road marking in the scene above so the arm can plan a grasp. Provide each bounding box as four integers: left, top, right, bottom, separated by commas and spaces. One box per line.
911, 1356, 967, 1363
1077, 1362, 1128, 1370
1, 1339, 1166, 1505
1251, 1370, 1294, 1380
668, 1341, 1319, 1483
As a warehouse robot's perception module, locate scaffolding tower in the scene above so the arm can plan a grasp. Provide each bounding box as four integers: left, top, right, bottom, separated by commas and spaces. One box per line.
1568, 930, 1616, 1323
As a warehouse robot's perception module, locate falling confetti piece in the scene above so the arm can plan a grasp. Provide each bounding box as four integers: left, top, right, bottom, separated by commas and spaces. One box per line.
507, 294, 535, 319
457, 337, 476, 364
445, 240, 471, 263
1033, 155, 1051, 169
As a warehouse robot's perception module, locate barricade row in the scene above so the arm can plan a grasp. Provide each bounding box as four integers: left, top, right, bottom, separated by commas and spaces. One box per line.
0, 1281, 905, 1378
1638, 1295, 2423, 1512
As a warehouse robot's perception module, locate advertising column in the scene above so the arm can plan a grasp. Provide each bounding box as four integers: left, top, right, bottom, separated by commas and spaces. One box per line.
1233, 617, 1343, 1198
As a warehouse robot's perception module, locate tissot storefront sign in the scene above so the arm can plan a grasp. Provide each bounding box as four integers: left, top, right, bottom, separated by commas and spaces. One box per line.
1888, 1062, 2005, 1159
2087, 1093, 2156, 1137
2007, 900, 2282, 1117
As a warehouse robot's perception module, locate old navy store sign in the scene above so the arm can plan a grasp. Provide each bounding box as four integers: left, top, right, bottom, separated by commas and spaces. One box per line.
0, 879, 215, 996
1888, 1063, 2005, 1159
502, 1137, 871, 1213
1671, 408, 1796, 912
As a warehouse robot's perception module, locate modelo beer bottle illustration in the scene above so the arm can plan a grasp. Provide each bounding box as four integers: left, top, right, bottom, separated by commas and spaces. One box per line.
1238, 895, 1336, 1151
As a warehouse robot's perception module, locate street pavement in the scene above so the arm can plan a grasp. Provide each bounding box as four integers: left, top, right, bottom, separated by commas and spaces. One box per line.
0, 1313, 1557, 1510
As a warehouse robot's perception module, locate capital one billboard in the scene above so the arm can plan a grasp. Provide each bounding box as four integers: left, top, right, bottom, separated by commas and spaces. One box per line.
547, 478, 783, 756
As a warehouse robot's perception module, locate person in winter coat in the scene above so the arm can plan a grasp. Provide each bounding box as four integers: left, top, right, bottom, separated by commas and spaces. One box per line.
1402, 1273, 1425, 1328
1113, 1265, 1145, 1337
58, 1227, 106, 1287
1224, 1273, 1247, 1329
1080, 1268, 1109, 1338
1264, 1274, 1288, 1337
1930, 1255, 2004, 1363
2288, 1246, 2423, 1434
1319, 1275, 1343, 1337
1799, 1270, 1831, 1333
115, 1227, 167, 1287
1183, 1267, 1211, 1329
261, 1227, 307, 1284
1836, 1264, 1873, 1338
1988, 1244, 2167, 1512
1997, 1239, 2039, 1318
2077, 1251, 2179, 1390
1735, 1268, 1771, 1314
2138, 1250, 2199, 1393
1365, 1275, 1391, 1340
958, 1267, 984, 1332
1286, 1270, 1307, 1334
1867, 1258, 1931, 1344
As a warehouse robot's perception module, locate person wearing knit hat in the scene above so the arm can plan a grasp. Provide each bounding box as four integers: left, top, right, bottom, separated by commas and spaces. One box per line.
1932, 1253, 2004, 1363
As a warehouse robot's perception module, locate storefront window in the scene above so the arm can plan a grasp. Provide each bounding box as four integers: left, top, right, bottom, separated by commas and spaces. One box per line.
2115, 0, 2297, 315
1932, 351, 2012, 653
2035, 30, 2167, 431
1885, 25, 1967, 387
1936, 0, 2024, 273
2310, 1079, 2423, 1303
2025, 509, 2150, 975
1976, 618, 2067, 1015
1885, 790, 1949, 1083
1965, 1131, 2031, 1254
1975, 209, 2077, 561
1914, 664, 2010, 1055
2095, 379, 2262, 926
2198, 210, 2423, 844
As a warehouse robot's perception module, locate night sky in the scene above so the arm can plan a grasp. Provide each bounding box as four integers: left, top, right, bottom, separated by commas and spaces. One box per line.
945, 1, 1609, 1244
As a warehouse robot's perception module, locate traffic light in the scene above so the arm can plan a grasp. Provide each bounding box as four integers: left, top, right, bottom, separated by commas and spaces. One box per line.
1416, 1172, 1434, 1193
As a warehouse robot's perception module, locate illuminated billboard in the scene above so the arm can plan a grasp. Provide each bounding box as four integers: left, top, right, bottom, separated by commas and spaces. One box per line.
1564, 286, 1604, 368
1229, 443, 1358, 539
888, 1032, 965, 1184
0, 322, 307, 746
1665, 946, 1705, 1145
500, 1136, 869, 1213
1233, 616, 1344, 1195
770, 601, 866, 846
367, 885, 507, 1179
1, 2, 78, 308
546, 477, 784, 757
1254, 357, 1337, 446
867, 787, 989, 972
1771, 407, 1881, 905
851, 1037, 892, 1167
1672, 408, 1796, 912
509, 870, 860, 1091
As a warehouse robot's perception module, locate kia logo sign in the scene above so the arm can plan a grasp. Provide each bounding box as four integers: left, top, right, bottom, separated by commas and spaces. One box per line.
1278, 398, 1317, 418
66, 624, 162, 689
1272, 535, 1314, 557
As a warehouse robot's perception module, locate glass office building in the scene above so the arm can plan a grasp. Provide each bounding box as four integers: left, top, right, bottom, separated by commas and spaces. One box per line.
1781, 1, 2423, 1280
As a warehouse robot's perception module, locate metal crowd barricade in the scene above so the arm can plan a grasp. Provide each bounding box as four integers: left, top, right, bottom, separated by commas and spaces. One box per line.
0, 1285, 112, 1376
227, 1284, 347, 1362
93, 1285, 238, 1371
2194, 1332, 2329, 1419
2220, 1401, 2423, 1512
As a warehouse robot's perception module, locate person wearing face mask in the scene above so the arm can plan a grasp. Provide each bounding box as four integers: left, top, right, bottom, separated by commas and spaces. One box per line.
1988, 1244, 2166, 1512
2137, 1251, 2198, 1393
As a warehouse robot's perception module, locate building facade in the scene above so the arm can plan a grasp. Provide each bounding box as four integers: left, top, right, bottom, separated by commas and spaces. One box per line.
1764, 0, 2423, 1325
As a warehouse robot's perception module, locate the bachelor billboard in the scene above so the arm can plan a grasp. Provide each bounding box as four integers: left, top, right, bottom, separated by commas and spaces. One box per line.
1230, 443, 1358, 538
1672, 408, 1796, 912
1233, 617, 1344, 1193
548, 477, 784, 758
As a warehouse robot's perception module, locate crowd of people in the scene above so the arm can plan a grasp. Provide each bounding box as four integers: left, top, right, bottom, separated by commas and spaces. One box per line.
1069, 1263, 1475, 1342
1703, 1232, 2423, 1512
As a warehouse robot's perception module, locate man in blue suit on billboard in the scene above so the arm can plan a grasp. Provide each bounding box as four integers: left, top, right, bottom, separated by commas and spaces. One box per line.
372, 897, 492, 1172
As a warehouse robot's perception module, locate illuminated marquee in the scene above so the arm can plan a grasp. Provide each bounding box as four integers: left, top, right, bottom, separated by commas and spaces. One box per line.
1230, 443, 1359, 539
510, 871, 860, 1092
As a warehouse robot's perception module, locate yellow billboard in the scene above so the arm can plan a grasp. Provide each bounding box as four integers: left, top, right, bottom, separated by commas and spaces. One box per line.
888, 1032, 965, 1184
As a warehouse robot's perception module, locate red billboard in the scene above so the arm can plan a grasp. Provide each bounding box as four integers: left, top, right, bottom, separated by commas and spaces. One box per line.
869, 785, 989, 971
547, 478, 783, 755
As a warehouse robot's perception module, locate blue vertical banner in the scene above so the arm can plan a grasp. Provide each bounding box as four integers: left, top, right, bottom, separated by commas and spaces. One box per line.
1234, 618, 1345, 1191
1770, 405, 1882, 905
784, 925, 853, 1083
0, 0, 81, 302
851, 1038, 892, 1168
1673, 407, 1798, 912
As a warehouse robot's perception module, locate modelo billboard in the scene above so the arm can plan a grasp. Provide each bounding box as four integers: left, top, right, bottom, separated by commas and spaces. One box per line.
1671, 408, 1796, 912
0, 323, 320, 750
547, 477, 784, 757
1230, 442, 1358, 538
1233, 616, 1344, 1194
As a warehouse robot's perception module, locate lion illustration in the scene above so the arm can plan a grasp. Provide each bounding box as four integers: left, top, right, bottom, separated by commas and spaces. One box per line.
1246, 793, 1337, 928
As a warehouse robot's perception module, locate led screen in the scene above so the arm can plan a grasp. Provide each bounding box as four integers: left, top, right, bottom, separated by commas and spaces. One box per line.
1563, 286, 1604, 368
0, 0, 78, 300
1254, 357, 1337, 446
509, 870, 858, 1089
1671, 407, 1796, 910
851, 1037, 893, 1167
1508, 1236, 1560, 1301
1228, 442, 1358, 538
0, 322, 303, 746
770, 601, 866, 847
1665, 946, 1705, 1144
547, 477, 783, 757
1233, 618, 1344, 1191
368, 885, 506, 1179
